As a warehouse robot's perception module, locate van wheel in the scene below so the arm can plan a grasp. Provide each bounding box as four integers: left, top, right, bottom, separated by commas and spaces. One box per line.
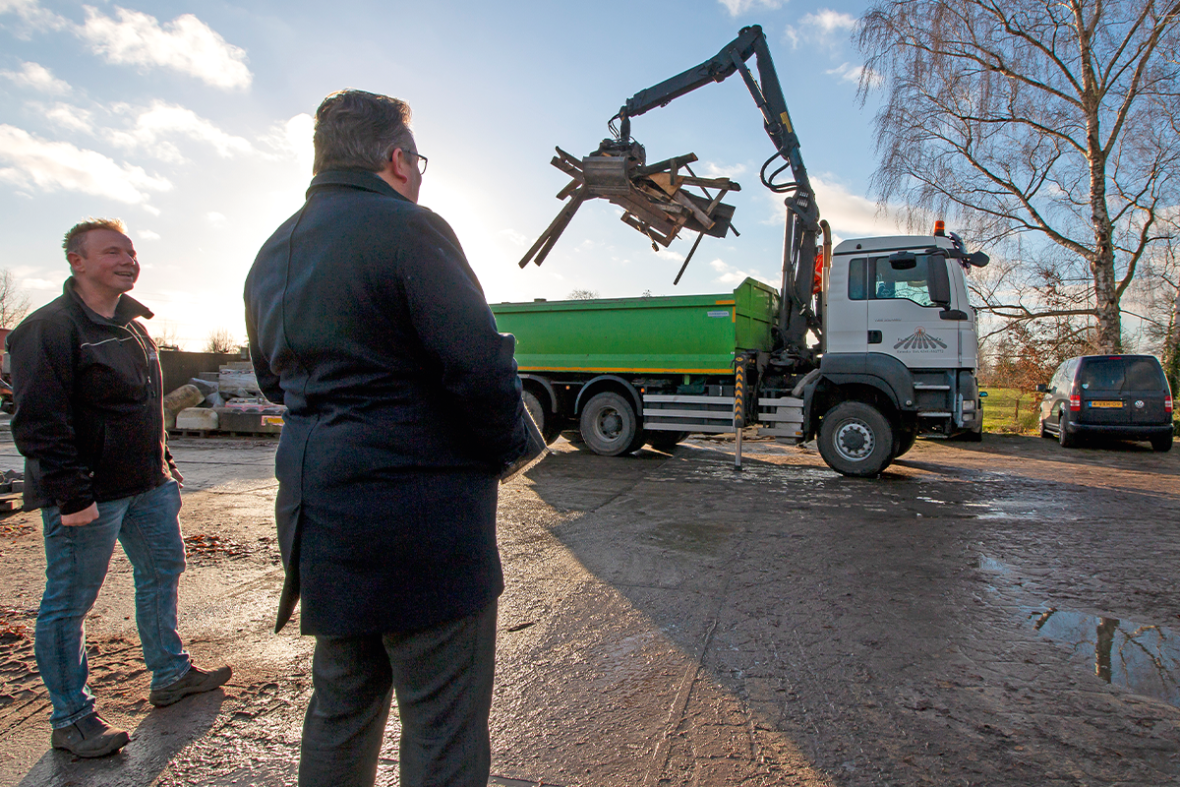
818, 402, 894, 477
1150, 432, 1173, 452
522, 390, 562, 445
580, 392, 645, 456
1058, 412, 1078, 448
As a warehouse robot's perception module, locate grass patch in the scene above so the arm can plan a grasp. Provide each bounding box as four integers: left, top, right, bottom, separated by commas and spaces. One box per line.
981, 388, 1042, 435
980, 388, 1180, 436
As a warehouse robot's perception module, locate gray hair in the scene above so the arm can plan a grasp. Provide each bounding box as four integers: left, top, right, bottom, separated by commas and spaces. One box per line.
312, 89, 414, 175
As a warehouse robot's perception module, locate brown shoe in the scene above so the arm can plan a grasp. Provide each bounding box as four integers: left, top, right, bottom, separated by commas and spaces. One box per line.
51, 712, 130, 758
148, 664, 232, 707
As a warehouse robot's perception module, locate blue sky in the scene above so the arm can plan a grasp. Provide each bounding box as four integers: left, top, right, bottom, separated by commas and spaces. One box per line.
0, 0, 902, 349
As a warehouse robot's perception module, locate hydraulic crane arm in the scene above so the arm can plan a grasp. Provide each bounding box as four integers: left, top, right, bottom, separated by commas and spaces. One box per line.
611, 24, 821, 362
615, 25, 812, 201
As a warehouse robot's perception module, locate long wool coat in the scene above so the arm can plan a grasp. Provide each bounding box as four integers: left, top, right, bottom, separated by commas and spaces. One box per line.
244, 170, 527, 636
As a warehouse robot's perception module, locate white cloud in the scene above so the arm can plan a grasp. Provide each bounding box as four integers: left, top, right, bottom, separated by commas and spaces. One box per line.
44, 103, 93, 133
701, 161, 748, 180
0, 0, 69, 32
137, 229, 160, 240
803, 9, 858, 35
78, 6, 251, 90
825, 62, 883, 87
106, 102, 253, 162
827, 63, 863, 84
0, 124, 171, 204
260, 113, 314, 173
786, 9, 859, 51
498, 228, 530, 247
718, 0, 784, 16
21, 277, 61, 291
1, 2, 250, 88
709, 257, 777, 287
206, 211, 227, 227
0, 61, 70, 94
759, 176, 902, 241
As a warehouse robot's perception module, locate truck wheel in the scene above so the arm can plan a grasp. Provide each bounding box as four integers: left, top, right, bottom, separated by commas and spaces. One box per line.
580, 392, 644, 456
818, 402, 894, 477
648, 431, 688, 452
892, 427, 918, 458
523, 390, 563, 445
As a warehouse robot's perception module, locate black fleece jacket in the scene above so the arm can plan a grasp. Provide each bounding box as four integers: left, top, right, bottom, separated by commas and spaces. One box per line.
7, 279, 175, 514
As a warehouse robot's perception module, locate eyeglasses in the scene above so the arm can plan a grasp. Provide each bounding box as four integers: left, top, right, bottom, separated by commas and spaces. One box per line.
403, 149, 428, 175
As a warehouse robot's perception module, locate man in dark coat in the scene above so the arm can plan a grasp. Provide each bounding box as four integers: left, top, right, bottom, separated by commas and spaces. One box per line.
7, 219, 231, 759
244, 89, 528, 787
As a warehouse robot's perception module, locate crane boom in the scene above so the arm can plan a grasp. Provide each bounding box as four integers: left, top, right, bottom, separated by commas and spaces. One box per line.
611, 25, 820, 361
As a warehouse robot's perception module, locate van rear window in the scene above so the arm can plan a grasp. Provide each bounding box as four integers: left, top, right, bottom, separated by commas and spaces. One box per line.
1077, 357, 1166, 392
1124, 358, 1167, 390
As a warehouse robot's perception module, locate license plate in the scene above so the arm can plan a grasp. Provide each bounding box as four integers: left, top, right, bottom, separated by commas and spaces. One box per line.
1089, 400, 1123, 408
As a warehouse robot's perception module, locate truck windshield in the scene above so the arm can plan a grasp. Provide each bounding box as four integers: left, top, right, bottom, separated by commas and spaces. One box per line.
848, 256, 937, 306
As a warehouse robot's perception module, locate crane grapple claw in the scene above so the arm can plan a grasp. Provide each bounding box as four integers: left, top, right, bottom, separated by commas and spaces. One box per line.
517, 140, 740, 274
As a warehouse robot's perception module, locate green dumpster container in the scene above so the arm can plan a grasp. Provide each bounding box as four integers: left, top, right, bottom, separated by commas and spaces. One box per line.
491, 278, 778, 374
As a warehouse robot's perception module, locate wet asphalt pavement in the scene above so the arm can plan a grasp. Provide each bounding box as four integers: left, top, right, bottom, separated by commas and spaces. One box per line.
0, 427, 1177, 786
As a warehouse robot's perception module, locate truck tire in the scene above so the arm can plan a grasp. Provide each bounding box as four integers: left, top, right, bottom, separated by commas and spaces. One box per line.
580, 392, 645, 456
648, 431, 688, 452
523, 390, 562, 445
892, 427, 918, 458
1058, 411, 1078, 448
818, 402, 894, 477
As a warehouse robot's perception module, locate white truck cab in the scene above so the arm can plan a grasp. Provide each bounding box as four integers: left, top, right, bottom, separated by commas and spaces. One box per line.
764, 231, 988, 475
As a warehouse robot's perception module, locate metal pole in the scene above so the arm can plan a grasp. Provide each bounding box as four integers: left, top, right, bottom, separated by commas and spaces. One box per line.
734, 355, 746, 471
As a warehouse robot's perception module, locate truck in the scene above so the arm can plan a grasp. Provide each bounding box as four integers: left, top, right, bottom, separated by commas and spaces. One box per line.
498, 25, 989, 477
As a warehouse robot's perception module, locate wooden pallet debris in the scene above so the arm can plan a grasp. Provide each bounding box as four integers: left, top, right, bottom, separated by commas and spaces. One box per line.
519, 143, 740, 283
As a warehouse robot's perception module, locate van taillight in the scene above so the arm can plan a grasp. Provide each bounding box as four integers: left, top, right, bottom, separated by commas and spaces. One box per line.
1167, 396, 1173, 414
1069, 394, 1081, 412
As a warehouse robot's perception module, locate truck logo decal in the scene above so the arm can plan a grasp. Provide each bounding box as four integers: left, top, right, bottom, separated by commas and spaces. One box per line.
893, 328, 948, 351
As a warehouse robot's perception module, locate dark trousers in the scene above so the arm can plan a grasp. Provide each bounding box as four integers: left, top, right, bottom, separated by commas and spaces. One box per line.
299, 602, 497, 787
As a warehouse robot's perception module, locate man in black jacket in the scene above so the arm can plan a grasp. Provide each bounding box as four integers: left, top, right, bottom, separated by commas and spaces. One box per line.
244, 90, 528, 787
8, 219, 231, 759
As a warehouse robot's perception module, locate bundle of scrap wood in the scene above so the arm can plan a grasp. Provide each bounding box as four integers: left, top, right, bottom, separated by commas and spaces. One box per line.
519, 144, 740, 283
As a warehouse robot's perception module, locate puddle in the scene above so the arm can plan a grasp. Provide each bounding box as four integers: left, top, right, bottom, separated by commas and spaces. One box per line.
1025, 606, 1180, 708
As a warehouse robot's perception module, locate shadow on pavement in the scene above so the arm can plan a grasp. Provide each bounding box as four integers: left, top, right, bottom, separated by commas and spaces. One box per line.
517, 440, 1180, 786
16, 691, 224, 787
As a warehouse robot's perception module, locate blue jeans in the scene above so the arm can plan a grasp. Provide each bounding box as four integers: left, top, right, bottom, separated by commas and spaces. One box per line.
35, 480, 191, 729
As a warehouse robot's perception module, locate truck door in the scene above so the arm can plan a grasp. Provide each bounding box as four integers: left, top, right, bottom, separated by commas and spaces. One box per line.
865, 255, 959, 369
824, 255, 869, 354
951, 260, 976, 369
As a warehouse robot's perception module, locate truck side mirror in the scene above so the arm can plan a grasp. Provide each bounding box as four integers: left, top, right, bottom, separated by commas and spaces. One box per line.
1036, 383, 1048, 393
928, 257, 952, 308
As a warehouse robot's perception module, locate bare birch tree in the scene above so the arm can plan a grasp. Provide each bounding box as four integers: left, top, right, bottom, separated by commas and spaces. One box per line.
858, 0, 1180, 352
0, 269, 30, 329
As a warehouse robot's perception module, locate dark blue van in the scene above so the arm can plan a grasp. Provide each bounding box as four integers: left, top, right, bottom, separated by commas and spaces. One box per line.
1038, 355, 1173, 452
